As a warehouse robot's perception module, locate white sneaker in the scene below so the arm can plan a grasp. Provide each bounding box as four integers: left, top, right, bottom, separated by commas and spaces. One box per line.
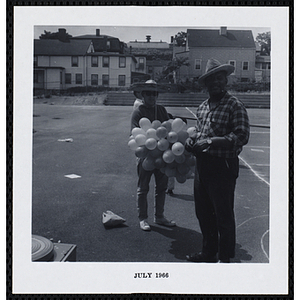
140, 220, 151, 231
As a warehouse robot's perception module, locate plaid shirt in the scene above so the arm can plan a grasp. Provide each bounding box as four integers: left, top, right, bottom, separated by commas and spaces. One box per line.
195, 92, 250, 158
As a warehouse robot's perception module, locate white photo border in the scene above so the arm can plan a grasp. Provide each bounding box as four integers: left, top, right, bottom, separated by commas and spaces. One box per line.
12, 5, 289, 295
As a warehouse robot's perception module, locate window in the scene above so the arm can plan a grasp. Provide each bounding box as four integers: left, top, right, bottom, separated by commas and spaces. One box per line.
242, 61, 249, 71
34, 72, 38, 83
195, 59, 201, 70
228, 60, 236, 74
60, 72, 62, 84
118, 75, 126, 86
34, 56, 38, 67
91, 56, 98, 67
262, 62, 271, 70
138, 58, 145, 70
106, 41, 111, 50
241, 78, 249, 82
148, 66, 153, 73
72, 56, 78, 67
103, 56, 109, 68
76, 74, 82, 84
119, 57, 126, 68
102, 74, 109, 86
65, 73, 71, 84
91, 74, 98, 85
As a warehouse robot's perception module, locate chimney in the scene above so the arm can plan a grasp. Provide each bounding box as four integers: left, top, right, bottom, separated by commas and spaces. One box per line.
146, 35, 151, 43
58, 28, 66, 34
96, 29, 100, 36
219, 26, 227, 36
58, 28, 69, 42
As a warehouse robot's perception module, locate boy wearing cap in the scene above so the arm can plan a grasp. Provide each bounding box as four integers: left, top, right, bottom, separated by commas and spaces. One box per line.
131, 80, 176, 231
133, 91, 143, 110
185, 59, 250, 263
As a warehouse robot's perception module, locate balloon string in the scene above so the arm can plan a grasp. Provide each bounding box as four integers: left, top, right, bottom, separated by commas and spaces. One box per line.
185, 107, 198, 121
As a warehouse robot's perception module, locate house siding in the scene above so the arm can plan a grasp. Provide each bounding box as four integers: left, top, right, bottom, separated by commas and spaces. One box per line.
36, 55, 87, 88
186, 47, 256, 82
86, 55, 133, 87
35, 54, 135, 88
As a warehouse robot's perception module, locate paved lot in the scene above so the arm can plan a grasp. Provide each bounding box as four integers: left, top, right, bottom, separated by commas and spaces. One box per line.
32, 103, 270, 263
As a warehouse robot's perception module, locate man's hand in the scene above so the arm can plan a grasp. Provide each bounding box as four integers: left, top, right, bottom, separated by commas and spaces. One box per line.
185, 137, 195, 152
192, 139, 210, 154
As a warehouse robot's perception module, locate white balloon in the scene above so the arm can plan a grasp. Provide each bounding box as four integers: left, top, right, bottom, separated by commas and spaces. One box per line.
135, 134, 147, 146
128, 139, 138, 150
146, 128, 157, 139
145, 138, 157, 150
132, 127, 146, 137
172, 142, 185, 156
172, 118, 185, 133
139, 118, 152, 131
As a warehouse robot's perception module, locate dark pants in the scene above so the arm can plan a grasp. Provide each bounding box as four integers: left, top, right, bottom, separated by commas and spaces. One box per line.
137, 159, 168, 221
194, 153, 239, 260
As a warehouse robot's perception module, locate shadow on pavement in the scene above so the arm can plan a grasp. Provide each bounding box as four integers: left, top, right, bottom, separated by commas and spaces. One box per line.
232, 244, 253, 263
151, 225, 253, 263
103, 224, 129, 230
168, 193, 194, 202
150, 225, 202, 261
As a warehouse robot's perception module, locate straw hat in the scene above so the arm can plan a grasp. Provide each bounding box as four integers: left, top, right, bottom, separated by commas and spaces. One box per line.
198, 59, 235, 85
130, 80, 168, 93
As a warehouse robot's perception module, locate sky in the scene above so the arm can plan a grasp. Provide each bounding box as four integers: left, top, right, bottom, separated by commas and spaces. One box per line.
34, 25, 270, 44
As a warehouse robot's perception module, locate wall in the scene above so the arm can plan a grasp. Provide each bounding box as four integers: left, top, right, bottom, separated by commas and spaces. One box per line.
45, 68, 62, 90
37, 55, 87, 88
185, 47, 256, 82
36, 54, 136, 88
86, 55, 133, 87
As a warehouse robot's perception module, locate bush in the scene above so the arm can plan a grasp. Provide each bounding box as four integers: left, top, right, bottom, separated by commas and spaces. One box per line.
227, 81, 270, 93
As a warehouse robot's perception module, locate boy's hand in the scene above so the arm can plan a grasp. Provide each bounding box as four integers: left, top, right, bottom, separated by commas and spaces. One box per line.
185, 137, 195, 152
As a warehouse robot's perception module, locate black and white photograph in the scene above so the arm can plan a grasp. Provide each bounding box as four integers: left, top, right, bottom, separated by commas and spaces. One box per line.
11, 5, 290, 296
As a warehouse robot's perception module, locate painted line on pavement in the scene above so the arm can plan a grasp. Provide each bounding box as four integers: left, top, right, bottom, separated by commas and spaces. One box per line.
239, 156, 270, 186
251, 149, 264, 152
261, 229, 270, 261
236, 214, 269, 229
237, 215, 269, 262
244, 145, 270, 149
250, 131, 270, 134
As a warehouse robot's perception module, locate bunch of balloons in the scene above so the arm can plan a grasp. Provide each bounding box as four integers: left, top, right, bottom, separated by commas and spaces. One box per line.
128, 117, 197, 184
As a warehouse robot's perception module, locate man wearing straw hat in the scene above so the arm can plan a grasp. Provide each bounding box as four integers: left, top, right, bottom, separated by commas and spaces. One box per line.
185, 59, 250, 263
131, 80, 176, 231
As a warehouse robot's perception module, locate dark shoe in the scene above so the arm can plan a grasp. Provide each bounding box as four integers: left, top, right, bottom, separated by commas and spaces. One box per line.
167, 189, 174, 196
154, 217, 176, 227
186, 252, 217, 263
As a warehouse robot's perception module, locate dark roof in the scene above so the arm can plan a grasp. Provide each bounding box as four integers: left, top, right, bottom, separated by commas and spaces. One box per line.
34, 39, 93, 56
187, 29, 255, 48
34, 66, 65, 69
72, 34, 115, 39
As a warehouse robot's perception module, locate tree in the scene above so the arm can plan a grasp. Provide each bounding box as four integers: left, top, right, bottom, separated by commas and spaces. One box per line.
39, 29, 72, 42
174, 32, 187, 47
256, 31, 271, 55
157, 56, 190, 83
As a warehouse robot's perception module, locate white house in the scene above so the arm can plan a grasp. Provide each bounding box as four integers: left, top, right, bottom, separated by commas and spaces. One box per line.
34, 38, 145, 92
175, 27, 257, 83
